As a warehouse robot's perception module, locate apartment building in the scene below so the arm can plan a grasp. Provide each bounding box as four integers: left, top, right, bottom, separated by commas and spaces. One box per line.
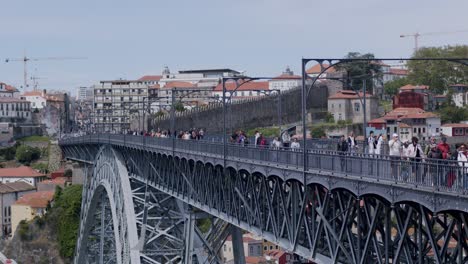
93, 80, 149, 132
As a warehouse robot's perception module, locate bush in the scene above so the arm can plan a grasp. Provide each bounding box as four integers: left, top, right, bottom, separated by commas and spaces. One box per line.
311, 127, 326, 138
15, 145, 41, 164
18, 220, 30, 241
325, 112, 335, 123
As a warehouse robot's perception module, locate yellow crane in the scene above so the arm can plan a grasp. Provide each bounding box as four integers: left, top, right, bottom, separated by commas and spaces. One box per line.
400, 30, 468, 52
4, 53, 86, 90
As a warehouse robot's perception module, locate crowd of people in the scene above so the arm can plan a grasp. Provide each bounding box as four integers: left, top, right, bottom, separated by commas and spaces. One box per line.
127, 128, 205, 140
229, 130, 301, 150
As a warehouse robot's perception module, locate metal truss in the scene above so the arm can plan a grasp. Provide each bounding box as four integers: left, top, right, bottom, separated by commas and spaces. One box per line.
118, 148, 468, 264
74, 145, 228, 264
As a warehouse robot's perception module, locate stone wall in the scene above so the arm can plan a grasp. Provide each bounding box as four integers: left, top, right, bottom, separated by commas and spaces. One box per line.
151, 84, 330, 133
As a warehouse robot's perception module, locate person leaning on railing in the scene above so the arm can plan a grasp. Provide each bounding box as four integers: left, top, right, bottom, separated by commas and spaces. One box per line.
406, 137, 426, 183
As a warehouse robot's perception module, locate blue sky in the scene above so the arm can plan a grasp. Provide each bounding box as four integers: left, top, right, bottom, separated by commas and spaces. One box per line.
1, 0, 467, 94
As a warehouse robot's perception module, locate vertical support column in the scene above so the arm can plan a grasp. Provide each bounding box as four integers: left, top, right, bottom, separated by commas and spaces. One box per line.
231, 226, 246, 264
384, 206, 391, 264
99, 193, 106, 264
184, 211, 195, 264
356, 197, 361, 263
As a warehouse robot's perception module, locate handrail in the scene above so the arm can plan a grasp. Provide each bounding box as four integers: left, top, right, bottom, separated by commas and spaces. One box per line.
60, 134, 468, 195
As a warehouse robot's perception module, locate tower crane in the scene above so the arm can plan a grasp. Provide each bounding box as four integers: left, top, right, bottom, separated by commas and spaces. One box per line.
4, 54, 86, 91
400, 30, 468, 52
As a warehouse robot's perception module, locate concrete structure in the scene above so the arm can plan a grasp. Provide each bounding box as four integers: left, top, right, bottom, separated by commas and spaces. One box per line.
0, 182, 35, 238
269, 67, 301, 92
0, 97, 31, 123
327, 90, 379, 124
93, 80, 149, 133
0, 166, 47, 187
11, 191, 54, 236
368, 107, 441, 141
21, 90, 47, 109
76, 86, 94, 102
221, 234, 264, 263
441, 123, 468, 137
449, 84, 468, 107
0, 83, 19, 98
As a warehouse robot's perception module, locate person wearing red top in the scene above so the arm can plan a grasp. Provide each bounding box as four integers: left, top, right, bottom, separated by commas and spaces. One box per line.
437, 137, 451, 160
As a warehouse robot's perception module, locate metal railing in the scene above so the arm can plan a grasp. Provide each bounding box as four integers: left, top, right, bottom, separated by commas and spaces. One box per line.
60, 134, 468, 195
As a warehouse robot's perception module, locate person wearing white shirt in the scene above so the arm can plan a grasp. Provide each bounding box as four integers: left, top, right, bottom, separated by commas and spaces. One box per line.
375, 134, 384, 155
367, 131, 376, 155
254, 131, 260, 147
388, 133, 402, 179
271, 137, 281, 149
457, 144, 468, 189
290, 138, 300, 149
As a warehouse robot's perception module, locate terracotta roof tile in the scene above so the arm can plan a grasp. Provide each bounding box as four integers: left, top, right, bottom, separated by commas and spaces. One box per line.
441, 123, 468, 128
214, 81, 269, 92
22, 91, 43, 97
245, 256, 267, 264
163, 81, 196, 89
389, 68, 408, 75
138, 75, 162, 82
0, 182, 35, 194
0, 166, 45, 178
328, 90, 373, 99
382, 107, 439, 120
306, 63, 336, 74
0, 97, 29, 103
15, 191, 54, 208
271, 74, 301, 80
399, 84, 429, 91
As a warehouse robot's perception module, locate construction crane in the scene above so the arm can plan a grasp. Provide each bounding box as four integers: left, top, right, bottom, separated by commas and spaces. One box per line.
4, 54, 86, 91
400, 30, 468, 52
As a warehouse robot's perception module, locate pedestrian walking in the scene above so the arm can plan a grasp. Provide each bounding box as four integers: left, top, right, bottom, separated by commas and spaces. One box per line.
368, 131, 376, 155
407, 137, 425, 183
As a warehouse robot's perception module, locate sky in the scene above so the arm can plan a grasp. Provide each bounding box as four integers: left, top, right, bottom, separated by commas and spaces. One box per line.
0, 0, 467, 95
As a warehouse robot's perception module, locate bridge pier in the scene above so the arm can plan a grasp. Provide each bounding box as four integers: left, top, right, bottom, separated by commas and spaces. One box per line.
231, 226, 246, 264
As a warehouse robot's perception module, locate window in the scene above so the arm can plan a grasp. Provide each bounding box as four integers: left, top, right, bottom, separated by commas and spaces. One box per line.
354, 102, 360, 112
223, 245, 226, 251
423, 127, 426, 133
331, 104, 334, 108
264, 246, 267, 250
414, 128, 417, 133
249, 246, 253, 255
269, 246, 273, 250
436, 128, 439, 133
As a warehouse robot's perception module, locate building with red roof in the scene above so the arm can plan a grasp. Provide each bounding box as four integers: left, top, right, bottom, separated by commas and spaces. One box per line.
269, 67, 302, 92
441, 123, 468, 137
11, 191, 54, 236
0, 166, 47, 187
213, 81, 270, 101
0, 82, 19, 98
328, 90, 379, 125
0, 182, 36, 238
368, 107, 441, 142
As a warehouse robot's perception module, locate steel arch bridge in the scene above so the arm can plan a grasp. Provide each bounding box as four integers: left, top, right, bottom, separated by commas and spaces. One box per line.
61, 134, 468, 264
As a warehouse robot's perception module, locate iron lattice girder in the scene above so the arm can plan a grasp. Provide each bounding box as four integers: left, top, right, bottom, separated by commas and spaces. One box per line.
119, 148, 468, 264
60, 137, 468, 213
74, 145, 226, 264
63, 143, 468, 263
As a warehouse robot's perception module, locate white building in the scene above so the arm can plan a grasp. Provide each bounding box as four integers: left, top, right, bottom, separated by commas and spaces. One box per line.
0, 97, 31, 122
0, 182, 35, 238
93, 80, 149, 132
21, 90, 47, 109
449, 84, 468, 107
327, 90, 379, 124
268, 67, 301, 92
441, 123, 468, 137
369, 107, 441, 141
77, 86, 94, 101
158, 67, 240, 88
0, 166, 47, 187
0, 83, 19, 98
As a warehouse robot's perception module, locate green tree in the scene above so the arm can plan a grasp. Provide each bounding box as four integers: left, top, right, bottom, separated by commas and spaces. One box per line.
407, 45, 468, 94
173, 101, 186, 112
15, 145, 41, 164
335, 52, 382, 92
32, 163, 49, 174
325, 112, 335, 123
437, 105, 468, 123
384, 77, 411, 96
310, 127, 326, 138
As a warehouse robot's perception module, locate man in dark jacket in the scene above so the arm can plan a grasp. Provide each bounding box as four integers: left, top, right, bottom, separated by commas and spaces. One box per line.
338, 135, 348, 171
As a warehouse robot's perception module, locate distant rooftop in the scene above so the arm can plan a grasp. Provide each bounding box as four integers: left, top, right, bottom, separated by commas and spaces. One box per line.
178, 69, 240, 74
0, 166, 45, 178
0, 182, 35, 194
15, 191, 54, 208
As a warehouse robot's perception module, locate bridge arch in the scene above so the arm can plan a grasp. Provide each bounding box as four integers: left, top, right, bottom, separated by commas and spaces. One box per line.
75, 146, 140, 264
